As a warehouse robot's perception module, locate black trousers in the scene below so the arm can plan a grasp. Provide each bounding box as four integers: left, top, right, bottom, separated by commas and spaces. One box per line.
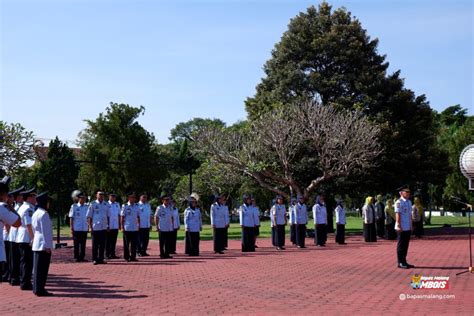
290, 225, 296, 244
364, 223, 377, 242
159, 231, 172, 257
213, 227, 226, 252
123, 231, 138, 260
412, 221, 423, 237
274, 225, 285, 248
73, 231, 87, 260
9, 241, 20, 284
241, 227, 255, 252
296, 224, 306, 247
376, 219, 385, 238
18, 243, 33, 288
335, 224, 345, 244
271, 226, 276, 246
2, 241, 10, 281
315, 224, 327, 246
224, 227, 228, 248
386, 223, 397, 240
91, 230, 106, 262
170, 229, 178, 253
33, 251, 51, 295
138, 228, 150, 255
106, 229, 118, 258
397, 231, 411, 264
185, 231, 200, 256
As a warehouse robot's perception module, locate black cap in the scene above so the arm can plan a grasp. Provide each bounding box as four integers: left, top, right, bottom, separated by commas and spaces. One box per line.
76, 191, 85, 198
94, 189, 105, 195
36, 192, 49, 208
397, 184, 411, 193
9, 185, 26, 197
275, 195, 283, 200
126, 192, 137, 198
160, 192, 170, 200
20, 187, 37, 198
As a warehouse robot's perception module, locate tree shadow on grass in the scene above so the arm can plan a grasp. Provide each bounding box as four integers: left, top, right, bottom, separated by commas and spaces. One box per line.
46, 274, 148, 299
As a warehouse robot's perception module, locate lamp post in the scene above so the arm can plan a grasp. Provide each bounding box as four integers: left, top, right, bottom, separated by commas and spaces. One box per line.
456, 144, 474, 275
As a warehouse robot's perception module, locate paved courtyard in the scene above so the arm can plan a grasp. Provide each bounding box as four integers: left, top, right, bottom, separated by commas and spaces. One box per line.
1, 228, 473, 315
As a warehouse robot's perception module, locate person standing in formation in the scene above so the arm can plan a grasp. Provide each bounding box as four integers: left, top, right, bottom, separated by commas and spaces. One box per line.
155, 194, 174, 259
86, 190, 110, 265
69, 192, 89, 262
289, 197, 297, 246
121, 192, 140, 262
385, 199, 397, 240
31, 192, 53, 297
334, 196, 346, 245
395, 185, 415, 269
106, 193, 121, 259
294, 195, 308, 249
0, 178, 21, 283
210, 193, 229, 254
313, 194, 328, 247
184, 195, 202, 256
252, 197, 261, 248
137, 194, 152, 257
170, 198, 180, 254
362, 197, 377, 243
412, 197, 424, 238
240, 194, 257, 252
271, 195, 287, 251
8, 185, 24, 286
375, 195, 385, 239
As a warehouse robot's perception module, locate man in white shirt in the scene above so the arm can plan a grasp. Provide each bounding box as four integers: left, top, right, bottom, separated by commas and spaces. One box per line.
16, 187, 36, 290
210, 194, 229, 254
69, 192, 89, 262
8, 185, 24, 286
106, 193, 121, 259
155, 194, 174, 259
121, 192, 140, 262
86, 190, 110, 265
137, 194, 152, 257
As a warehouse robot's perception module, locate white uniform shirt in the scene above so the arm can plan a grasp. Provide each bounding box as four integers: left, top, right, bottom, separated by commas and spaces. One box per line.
184, 207, 202, 232
155, 204, 174, 232
362, 205, 375, 224
8, 203, 22, 242
31, 207, 53, 251
121, 202, 140, 232
138, 202, 152, 229
210, 202, 229, 228
69, 203, 89, 232
239, 204, 257, 227
295, 203, 308, 225
335, 205, 346, 225
289, 205, 296, 225
172, 207, 180, 229
0, 202, 20, 261
313, 203, 327, 225
108, 201, 121, 230
271, 204, 286, 226
395, 198, 412, 231
16, 202, 35, 243
86, 200, 110, 231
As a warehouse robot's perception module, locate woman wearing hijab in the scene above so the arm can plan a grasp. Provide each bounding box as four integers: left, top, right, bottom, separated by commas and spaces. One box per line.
362, 197, 377, 242
412, 197, 424, 238
184, 196, 202, 256
385, 199, 397, 240
312, 195, 327, 247
334, 197, 346, 245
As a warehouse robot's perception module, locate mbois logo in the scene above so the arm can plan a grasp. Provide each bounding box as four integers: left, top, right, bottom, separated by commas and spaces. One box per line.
410, 275, 450, 290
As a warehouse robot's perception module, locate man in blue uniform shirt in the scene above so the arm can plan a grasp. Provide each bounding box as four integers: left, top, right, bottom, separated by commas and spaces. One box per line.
137, 194, 152, 257
69, 192, 89, 262
395, 185, 415, 269
86, 190, 110, 265
121, 192, 140, 262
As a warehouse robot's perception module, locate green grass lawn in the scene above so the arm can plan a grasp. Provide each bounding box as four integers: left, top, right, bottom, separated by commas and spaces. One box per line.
53, 215, 471, 241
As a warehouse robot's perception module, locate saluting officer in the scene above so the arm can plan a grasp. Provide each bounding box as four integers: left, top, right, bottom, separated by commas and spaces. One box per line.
106, 193, 121, 259
295, 195, 308, 248
395, 185, 415, 269
271, 195, 287, 250
313, 194, 328, 247
31, 192, 53, 297
239, 194, 257, 252
137, 194, 152, 257
184, 196, 202, 256
8, 185, 24, 286
170, 197, 180, 254
0, 178, 21, 282
334, 196, 347, 245
211, 193, 229, 254
86, 190, 110, 265
16, 187, 37, 290
121, 192, 140, 262
69, 192, 89, 262
155, 194, 174, 259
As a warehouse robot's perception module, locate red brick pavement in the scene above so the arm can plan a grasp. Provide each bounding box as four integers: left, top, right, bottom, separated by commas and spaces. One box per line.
1, 231, 473, 315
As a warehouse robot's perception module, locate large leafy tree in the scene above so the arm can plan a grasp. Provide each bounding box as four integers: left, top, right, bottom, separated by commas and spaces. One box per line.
245, 2, 445, 193
77, 103, 164, 196
0, 121, 36, 174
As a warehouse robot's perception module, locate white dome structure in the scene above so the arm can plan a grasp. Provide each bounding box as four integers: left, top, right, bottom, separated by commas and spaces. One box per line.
460, 144, 474, 190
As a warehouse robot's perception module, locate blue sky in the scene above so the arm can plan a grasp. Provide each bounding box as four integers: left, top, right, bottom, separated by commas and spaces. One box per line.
1, 0, 472, 145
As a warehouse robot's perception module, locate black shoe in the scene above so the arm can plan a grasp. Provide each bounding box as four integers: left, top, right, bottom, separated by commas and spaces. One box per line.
35, 290, 54, 297
215, 251, 224, 254
10, 281, 20, 286
143, 253, 151, 256
170, 252, 177, 255
130, 258, 138, 262
255, 245, 259, 248
111, 255, 120, 259
398, 263, 409, 269
21, 284, 33, 291
223, 248, 228, 250
93, 261, 99, 265
125, 258, 130, 262
137, 253, 142, 257
407, 263, 416, 269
